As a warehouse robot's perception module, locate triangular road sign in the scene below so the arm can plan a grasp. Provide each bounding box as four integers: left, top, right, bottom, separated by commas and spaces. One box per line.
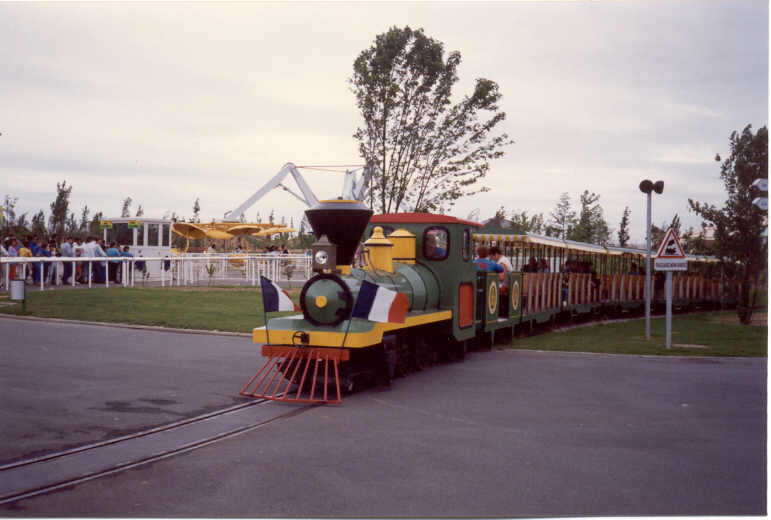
655, 228, 686, 259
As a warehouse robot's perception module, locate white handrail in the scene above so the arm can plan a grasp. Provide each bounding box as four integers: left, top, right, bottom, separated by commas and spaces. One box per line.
0, 254, 312, 291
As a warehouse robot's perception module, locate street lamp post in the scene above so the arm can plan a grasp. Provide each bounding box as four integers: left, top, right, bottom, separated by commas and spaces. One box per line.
638, 179, 664, 340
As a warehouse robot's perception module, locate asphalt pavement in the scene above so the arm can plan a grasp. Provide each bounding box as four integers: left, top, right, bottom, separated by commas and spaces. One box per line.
0, 315, 765, 516
0, 315, 258, 464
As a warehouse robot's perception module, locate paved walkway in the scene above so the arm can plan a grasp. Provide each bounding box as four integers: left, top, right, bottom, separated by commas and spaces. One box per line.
0, 315, 765, 516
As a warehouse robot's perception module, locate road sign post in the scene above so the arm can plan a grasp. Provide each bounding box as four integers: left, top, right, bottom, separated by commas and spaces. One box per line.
666, 271, 672, 348
654, 228, 687, 349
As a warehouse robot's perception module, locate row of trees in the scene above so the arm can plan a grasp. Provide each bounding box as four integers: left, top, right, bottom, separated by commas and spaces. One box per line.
489, 191, 710, 252
493, 198, 730, 257
1, 186, 150, 241
2, 183, 104, 240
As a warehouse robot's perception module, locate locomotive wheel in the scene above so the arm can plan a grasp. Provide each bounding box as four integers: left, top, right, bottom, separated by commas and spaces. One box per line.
382, 336, 399, 381
454, 339, 467, 361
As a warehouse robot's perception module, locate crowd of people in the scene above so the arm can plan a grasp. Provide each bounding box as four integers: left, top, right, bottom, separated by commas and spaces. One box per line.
0, 232, 134, 288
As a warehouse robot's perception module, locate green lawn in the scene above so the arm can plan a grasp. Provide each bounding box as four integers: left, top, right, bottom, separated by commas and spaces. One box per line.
1, 288, 766, 356
507, 312, 767, 357
0, 287, 301, 334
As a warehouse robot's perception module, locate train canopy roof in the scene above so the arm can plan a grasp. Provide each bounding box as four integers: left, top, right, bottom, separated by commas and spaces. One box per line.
473, 232, 720, 263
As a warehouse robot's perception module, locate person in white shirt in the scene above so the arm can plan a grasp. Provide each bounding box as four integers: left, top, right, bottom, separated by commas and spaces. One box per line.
489, 246, 512, 283
81, 237, 106, 283
490, 246, 514, 314
0, 240, 6, 289
60, 236, 75, 284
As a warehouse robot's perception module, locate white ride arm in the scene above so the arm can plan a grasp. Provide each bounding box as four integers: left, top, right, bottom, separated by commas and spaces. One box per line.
224, 163, 320, 221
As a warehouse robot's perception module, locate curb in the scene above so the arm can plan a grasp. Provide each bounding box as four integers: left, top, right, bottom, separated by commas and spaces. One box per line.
0, 313, 252, 338
498, 347, 757, 361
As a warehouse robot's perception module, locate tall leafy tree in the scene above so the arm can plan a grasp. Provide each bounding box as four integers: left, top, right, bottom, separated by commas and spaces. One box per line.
48, 181, 72, 236
66, 212, 78, 235
682, 225, 711, 255
79, 205, 91, 235
568, 190, 610, 245
2, 195, 18, 234
669, 213, 681, 237
650, 222, 667, 250
31, 210, 47, 237
510, 210, 545, 234
350, 26, 513, 213
617, 206, 631, 247
89, 211, 103, 236
545, 192, 576, 239
193, 198, 201, 223
689, 124, 768, 324
14, 213, 29, 236
121, 197, 133, 218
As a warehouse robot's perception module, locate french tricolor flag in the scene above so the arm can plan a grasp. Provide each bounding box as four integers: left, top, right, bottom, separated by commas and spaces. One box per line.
352, 280, 409, 323
260, 276, 300, 313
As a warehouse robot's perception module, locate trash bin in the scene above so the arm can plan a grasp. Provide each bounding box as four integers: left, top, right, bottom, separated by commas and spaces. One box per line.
10, 279, 25, 301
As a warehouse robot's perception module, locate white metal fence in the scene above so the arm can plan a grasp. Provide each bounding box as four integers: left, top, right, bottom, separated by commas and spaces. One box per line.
0, 254, 312, 291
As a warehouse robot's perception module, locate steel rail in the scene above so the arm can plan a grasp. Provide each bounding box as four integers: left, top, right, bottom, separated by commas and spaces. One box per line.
0, 398, 315, 505
0, 400, 265, 471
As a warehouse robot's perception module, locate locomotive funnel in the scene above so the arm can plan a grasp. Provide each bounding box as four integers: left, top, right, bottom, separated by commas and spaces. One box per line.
305, 199, 373, 267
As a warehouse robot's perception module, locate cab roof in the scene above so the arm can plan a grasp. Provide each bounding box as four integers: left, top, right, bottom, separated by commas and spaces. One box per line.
370, 213, 482, 228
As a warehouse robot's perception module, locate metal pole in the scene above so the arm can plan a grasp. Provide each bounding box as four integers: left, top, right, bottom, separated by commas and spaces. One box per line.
645, 191, 652, 340
665, 271, 672, 349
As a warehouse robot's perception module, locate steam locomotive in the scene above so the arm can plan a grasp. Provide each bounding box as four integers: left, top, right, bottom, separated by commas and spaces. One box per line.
240, 199, 730, 404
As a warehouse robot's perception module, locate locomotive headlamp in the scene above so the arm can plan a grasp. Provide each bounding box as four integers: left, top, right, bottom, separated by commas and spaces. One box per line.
311, 234, 337, 273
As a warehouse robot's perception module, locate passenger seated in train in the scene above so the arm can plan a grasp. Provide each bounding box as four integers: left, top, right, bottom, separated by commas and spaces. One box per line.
489, 246, 512, 314
474, 246, 503, 273
521, 257, 538, 272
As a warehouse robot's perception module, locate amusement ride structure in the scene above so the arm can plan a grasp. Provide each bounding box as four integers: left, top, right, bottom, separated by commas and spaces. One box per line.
170, 162, 374, 251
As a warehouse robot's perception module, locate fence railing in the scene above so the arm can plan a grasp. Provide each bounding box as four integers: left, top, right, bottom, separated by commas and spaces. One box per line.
0, 254, 313, 291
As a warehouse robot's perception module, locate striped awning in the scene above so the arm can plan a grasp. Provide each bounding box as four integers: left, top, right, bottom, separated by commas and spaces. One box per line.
472, 233, 720, 263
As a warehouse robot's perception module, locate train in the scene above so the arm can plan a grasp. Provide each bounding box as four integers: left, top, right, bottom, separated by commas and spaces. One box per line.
240, 199, 736, 404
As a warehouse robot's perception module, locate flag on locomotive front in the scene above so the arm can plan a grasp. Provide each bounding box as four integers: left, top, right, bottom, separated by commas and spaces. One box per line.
352, 280, 409, 323
260, 276, 300, 312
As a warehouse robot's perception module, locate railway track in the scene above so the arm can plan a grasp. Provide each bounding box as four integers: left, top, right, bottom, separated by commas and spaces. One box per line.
0, 398, 313, 505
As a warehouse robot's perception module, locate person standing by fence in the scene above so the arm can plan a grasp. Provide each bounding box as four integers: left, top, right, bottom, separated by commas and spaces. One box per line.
60, 237, 74, 285
0, 239, 6, 290
106, 242, 121, 282
5, 238, 18, 281
18, 241, 33, 283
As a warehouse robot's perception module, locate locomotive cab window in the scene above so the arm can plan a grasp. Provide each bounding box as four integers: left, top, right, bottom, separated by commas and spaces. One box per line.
423, 227, 449, 261
462, 229, 470, 261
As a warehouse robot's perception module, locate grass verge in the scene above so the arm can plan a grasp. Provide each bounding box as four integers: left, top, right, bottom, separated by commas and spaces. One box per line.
1, 288, 766, 356
0, 286, 300, 334
507, 312, 767, 357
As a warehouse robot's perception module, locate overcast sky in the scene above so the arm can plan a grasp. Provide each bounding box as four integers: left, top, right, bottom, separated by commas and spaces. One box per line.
1, 0, 767, 245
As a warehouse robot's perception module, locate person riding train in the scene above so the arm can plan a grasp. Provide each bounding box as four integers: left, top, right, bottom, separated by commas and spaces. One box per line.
474, 245, 503, 273
489, 246, 512, 314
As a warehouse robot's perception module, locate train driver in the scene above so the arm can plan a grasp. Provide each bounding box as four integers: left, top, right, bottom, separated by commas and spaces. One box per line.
424, 232, 447, 260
